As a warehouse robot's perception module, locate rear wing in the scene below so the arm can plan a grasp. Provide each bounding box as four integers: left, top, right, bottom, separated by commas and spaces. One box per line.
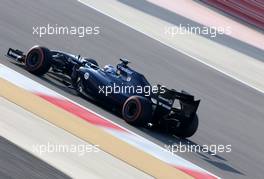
156, 85, 200, 118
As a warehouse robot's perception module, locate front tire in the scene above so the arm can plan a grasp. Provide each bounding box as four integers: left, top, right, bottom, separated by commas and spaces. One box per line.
76, 76, 85, 95
25, 46, 51, 75
122, 96, 152, 126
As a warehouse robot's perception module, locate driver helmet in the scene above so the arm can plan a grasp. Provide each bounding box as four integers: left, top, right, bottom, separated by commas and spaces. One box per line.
103, 65, 116, 74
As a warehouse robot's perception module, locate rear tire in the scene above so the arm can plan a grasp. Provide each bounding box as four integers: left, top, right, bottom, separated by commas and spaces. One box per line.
122, 96, 152, 126
25, 46, 51, 75
173, 114, 199, 138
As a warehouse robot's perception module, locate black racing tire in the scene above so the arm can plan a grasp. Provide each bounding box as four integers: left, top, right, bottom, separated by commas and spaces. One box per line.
76, 76, 85, 95
25, 46, 51, 76
122, 96, 152, 126
85, 58, 98, 66
173, 114, 199, 138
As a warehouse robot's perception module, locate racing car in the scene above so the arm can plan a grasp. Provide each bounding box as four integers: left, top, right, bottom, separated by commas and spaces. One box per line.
6, 45, 200, 138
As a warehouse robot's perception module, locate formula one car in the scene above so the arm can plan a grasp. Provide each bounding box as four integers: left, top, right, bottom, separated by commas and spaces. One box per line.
7, 46, 200, 138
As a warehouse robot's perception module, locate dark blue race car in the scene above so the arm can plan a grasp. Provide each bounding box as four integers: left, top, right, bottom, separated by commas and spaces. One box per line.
7, 46, 200, 138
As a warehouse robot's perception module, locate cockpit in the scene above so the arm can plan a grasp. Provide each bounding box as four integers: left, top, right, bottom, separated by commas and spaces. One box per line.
103, 63, 133, 82
103, 65, 117, 74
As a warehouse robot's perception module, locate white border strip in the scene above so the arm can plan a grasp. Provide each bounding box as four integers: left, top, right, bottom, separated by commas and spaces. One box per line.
0, 64, 219, 178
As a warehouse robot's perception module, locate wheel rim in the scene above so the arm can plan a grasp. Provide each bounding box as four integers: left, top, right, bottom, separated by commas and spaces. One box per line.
125, 101, 138, 119
27, 51, 41, 68
76, 77, 83, 93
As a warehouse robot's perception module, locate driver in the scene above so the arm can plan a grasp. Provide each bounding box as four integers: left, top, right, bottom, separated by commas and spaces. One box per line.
103, 65, 117, 75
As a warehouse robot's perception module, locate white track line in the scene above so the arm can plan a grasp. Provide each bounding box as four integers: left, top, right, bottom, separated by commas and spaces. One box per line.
78, 0, 264, 94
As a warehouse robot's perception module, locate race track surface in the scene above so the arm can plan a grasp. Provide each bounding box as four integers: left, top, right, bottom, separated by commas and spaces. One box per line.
0, 0, 264, 178
0, 136, 70, 179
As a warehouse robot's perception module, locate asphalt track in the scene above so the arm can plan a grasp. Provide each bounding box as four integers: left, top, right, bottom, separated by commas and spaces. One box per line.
0, 0, 264, 178
0, 136, 70, 179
